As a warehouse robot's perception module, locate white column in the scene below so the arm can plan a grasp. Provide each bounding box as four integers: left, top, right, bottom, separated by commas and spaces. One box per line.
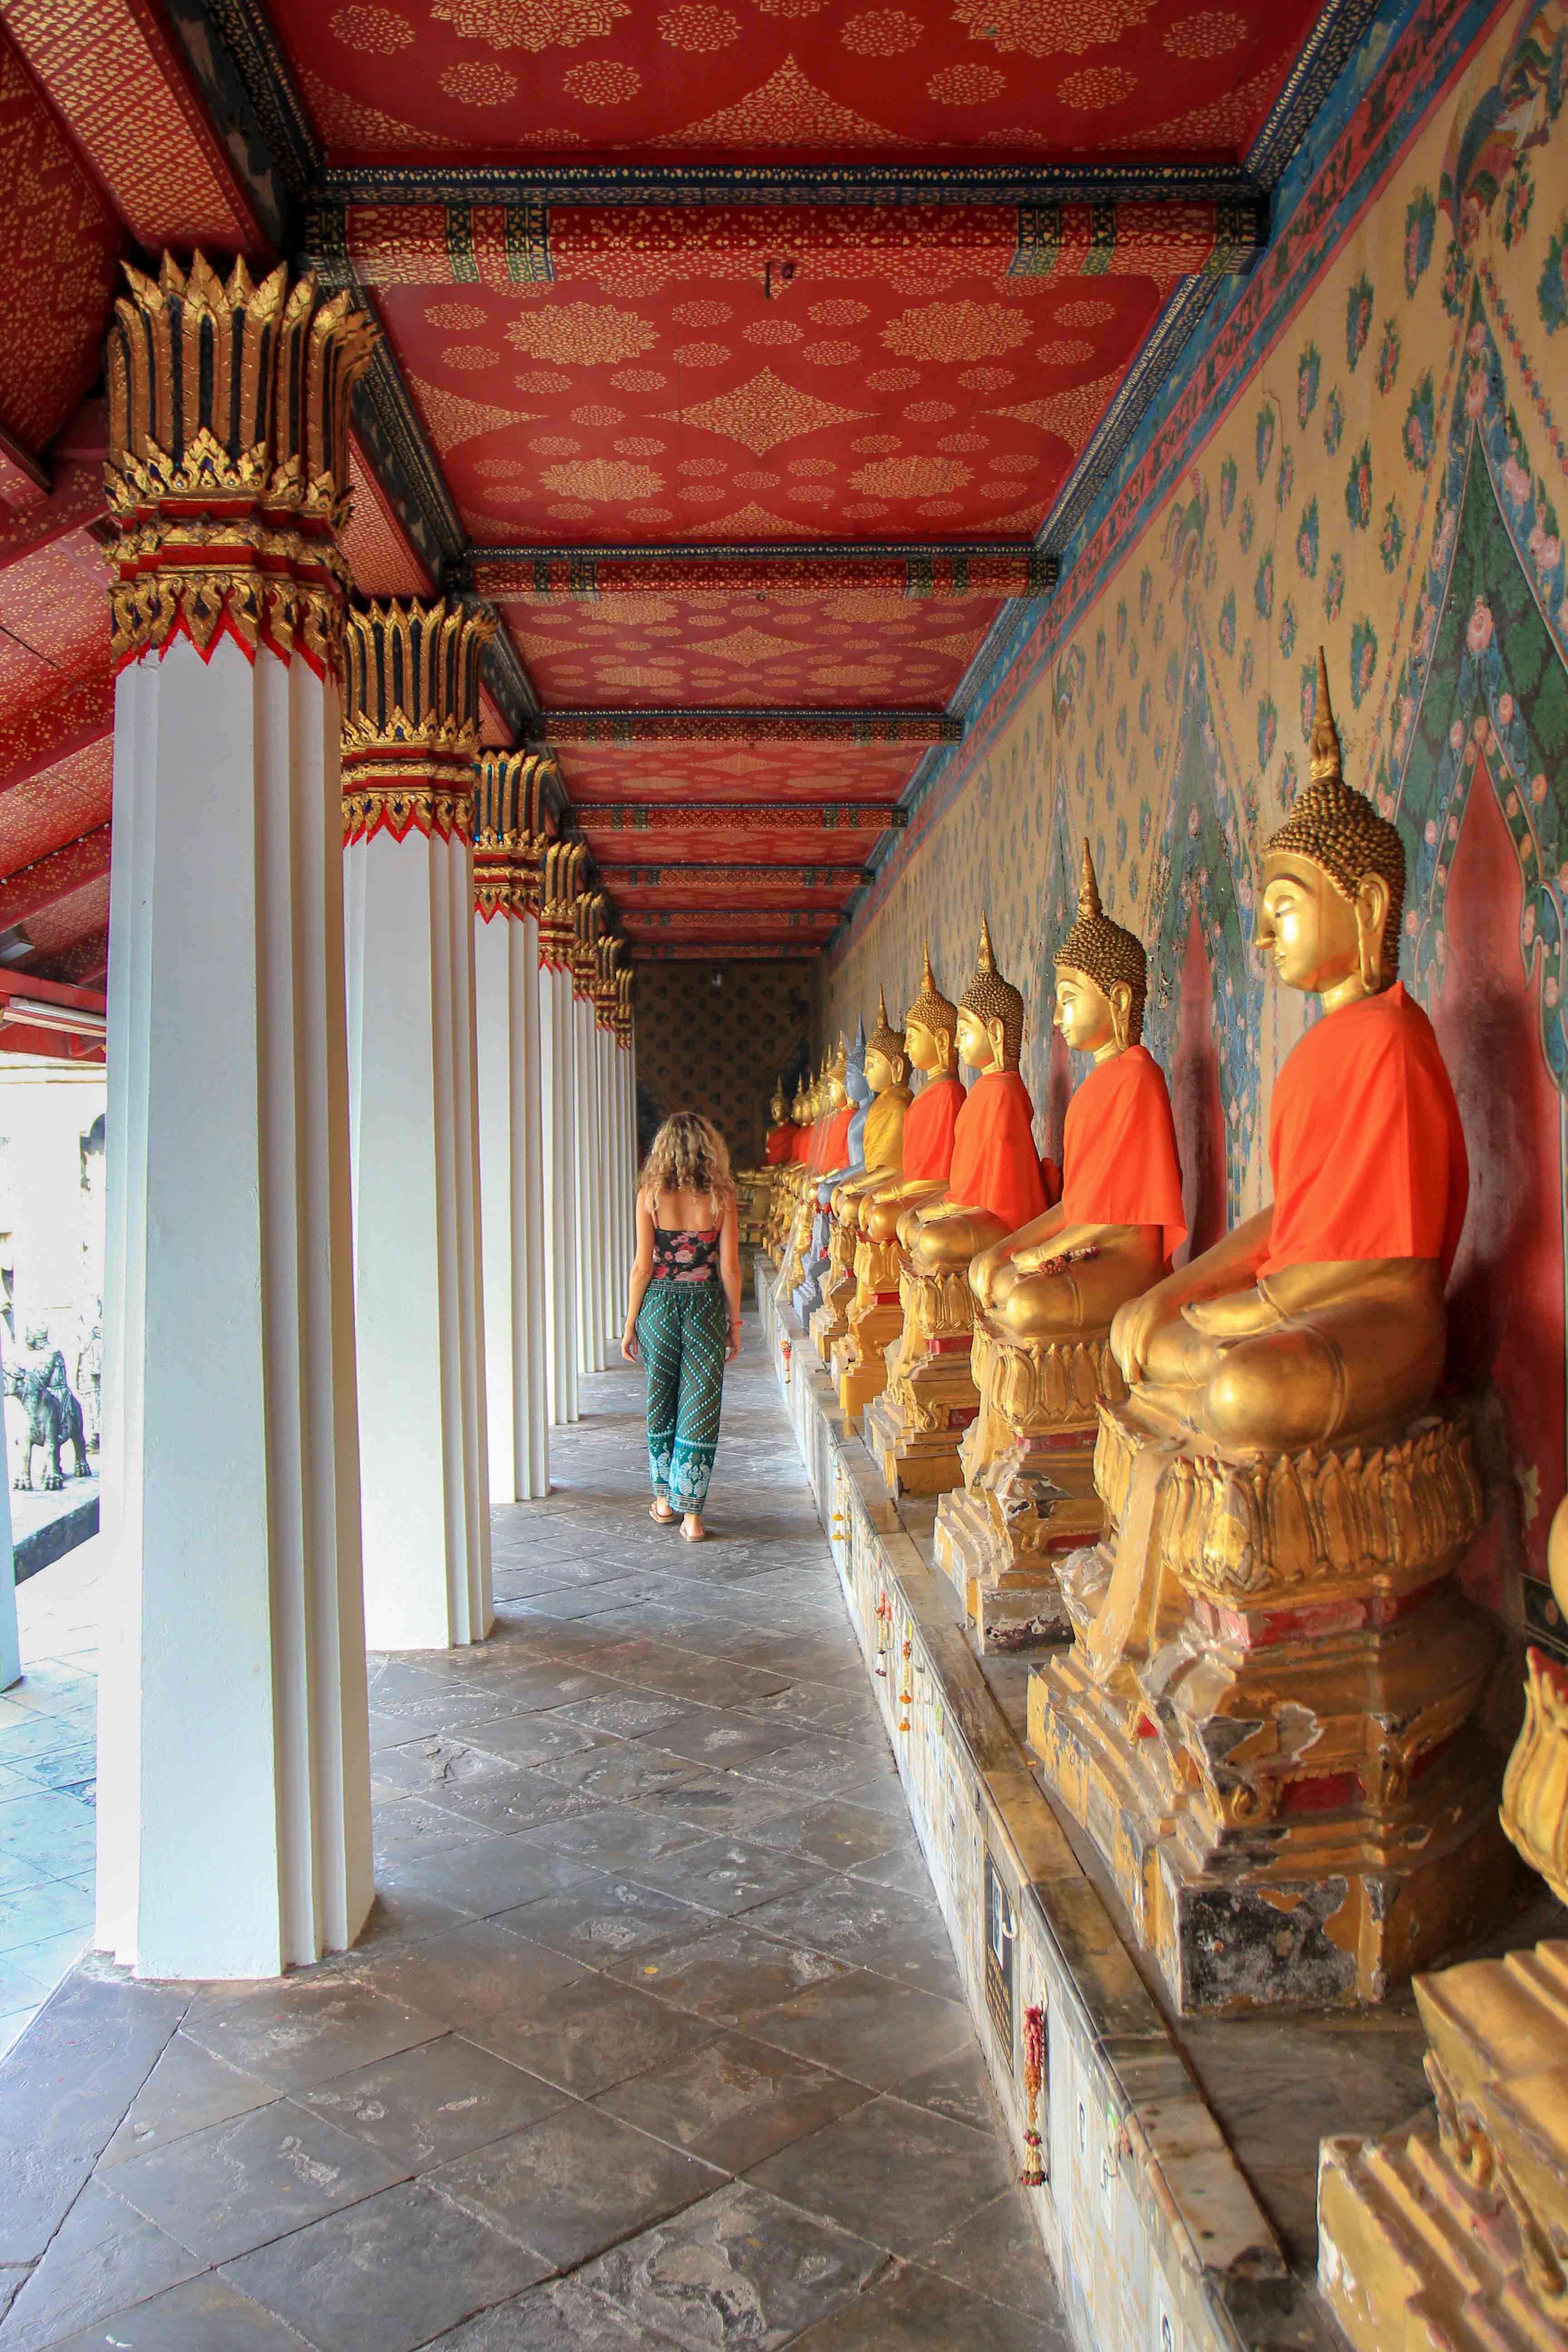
95, 259, 374, 1980
0, 1324, 17, 1693
474, 755, 548, 1504
342, 604, 491, 1653
539, 940, 580, 1428
572, 986, 605, 1378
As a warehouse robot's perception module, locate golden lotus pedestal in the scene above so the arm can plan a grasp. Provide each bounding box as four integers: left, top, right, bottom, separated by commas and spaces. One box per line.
1027, 1399, 1513, 2012
933, 1326, 1122, 1652
831, 1228, 904, 1420
808, 1207, 860, 1364
861, 1267, 979, 1499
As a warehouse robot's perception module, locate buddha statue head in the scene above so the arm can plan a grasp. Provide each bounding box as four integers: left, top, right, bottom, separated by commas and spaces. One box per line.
1053, 839, 1147, 1057
845, 1016, 872, 1112
957, 914, 1025, 1074
904, 942, 958, 1078
1259, 649, 1405, 1004
770, 1077, 787, 1126
864, 985, 908, 1094
825, 1032, 850, 1110
791, 1073, 812, 1125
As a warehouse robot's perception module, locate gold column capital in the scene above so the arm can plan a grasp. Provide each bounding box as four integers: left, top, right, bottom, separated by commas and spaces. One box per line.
474, 749, 548, 920
340, 601, 494, 847
105, 252, 376, 676
538, 837, 587, 970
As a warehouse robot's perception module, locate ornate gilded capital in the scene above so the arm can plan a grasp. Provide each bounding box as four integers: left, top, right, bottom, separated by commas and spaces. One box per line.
570, 885, 608, 1000
474, 749, 548, 920
538, 838, 587, 969
106, 253, 376, 676
340, 601, 494, 847
615, 964, 634, 1046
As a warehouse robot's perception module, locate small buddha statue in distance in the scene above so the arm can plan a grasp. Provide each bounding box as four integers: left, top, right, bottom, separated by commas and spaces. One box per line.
970, 841, 1186, 1340
859, 946, 967, 1248
1112, 649, 1468, 1453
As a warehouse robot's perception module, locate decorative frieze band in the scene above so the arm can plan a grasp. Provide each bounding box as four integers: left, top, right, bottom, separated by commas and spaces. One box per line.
105, 254, 376, 676
340, 600, 493, 846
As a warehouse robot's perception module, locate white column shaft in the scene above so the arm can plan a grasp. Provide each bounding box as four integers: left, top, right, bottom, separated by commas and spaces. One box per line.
540, 963, 579, 1426
97, 636, 371, 1979
475, 906, 549, 1502
346, 823, 491, 1651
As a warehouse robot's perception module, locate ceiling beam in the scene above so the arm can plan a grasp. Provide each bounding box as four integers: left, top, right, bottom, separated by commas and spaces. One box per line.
570, 804, 903, 835
627, 910, 838, 931
0, 825, 113, 931
318, 163, 1264, 208
477, 546, 1054, 603
0, 461, 106, 578
595, 864, 872, 887
634, 943, 818, 962
546, 711, 957, 747
0, 675, 113, 798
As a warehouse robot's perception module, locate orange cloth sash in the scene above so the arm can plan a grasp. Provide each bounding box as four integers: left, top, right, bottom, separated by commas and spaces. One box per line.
946, 1069, 1048, 1232
805, 1115, 830, 1173
1259, 984, 1469, 1279
1059, 1045, 1187, 1265
764, 1124, 797, 1165
901, 1075, 965, 1183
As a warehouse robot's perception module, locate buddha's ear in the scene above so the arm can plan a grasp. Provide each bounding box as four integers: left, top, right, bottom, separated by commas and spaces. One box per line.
1109, 979, 1132, 1053
1355, 872, 1390, 991
986, 1013, 1008, 1066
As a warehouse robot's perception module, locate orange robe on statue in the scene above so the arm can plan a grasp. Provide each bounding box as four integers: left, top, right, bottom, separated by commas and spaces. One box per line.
1058, 1045, 1187, 1266
765, 1123, 798, 1165
902, 1075, 965, 1182
817, 1106, 853, 1174
945, 1070, 1049, 1233
1259, 983, 1469, 1279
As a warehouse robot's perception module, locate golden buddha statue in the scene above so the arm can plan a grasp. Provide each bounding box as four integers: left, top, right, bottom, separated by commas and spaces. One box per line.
1318, 1496, 1568, 2346
863, 918, 1047, 1498
777, 1038, 849, 1304
1029, 652, 1508, 2011
936, 845, 1186, 1650
811, 990, 915, 1361
833, 948, 966, 1419
765, 1071, 816, 1258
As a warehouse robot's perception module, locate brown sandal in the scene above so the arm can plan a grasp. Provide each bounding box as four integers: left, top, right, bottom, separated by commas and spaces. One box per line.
649, 1501, 676, 1526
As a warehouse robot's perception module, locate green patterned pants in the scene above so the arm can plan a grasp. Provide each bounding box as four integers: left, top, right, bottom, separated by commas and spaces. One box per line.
637, 1279, 729, 1514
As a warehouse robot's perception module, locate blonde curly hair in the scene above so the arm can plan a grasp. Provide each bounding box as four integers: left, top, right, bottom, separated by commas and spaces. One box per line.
639, 1111, 736, 1207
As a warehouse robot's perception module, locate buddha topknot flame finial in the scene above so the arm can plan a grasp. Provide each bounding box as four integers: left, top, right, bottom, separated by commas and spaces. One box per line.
1054, 838, 1148, 1045
1265, 647, 1405, 984
868, 983, 904, 1063
906, 940, 957, 1040
960, 912, 1026, 1068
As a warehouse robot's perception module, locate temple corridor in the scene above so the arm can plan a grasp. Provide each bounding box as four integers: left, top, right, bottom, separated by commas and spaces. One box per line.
0, 1338, 1068, 2352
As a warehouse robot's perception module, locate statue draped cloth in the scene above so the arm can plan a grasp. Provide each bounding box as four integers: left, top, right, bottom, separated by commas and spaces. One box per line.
765, 1123, 798, 1166
1058, 1045, 1187, 1266
1259, 983, 1468, 1279
946, 1069, 1048, 1231
816, 1105, 853, 1175
901, 1075, 965, 1182
859, 1088, 907, 1172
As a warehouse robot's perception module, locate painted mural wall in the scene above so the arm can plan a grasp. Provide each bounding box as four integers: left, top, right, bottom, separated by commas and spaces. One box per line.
825, 0, 1568, 1636
634, 956, 818, 1171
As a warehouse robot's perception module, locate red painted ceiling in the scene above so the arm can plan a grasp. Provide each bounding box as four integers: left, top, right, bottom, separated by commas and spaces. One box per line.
274, 0, 1319, 163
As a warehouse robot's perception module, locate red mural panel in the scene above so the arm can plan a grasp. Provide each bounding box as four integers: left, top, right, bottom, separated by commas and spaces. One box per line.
0, 27, 124, 458
503, 585, 1000, 706
1436, 758, 1567, 1603
274, 0, 1318, 162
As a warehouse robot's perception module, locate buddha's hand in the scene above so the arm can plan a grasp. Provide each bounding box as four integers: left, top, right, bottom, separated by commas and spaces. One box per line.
1180, 1288, 1285, 1341
970, 1238, 1009, 1310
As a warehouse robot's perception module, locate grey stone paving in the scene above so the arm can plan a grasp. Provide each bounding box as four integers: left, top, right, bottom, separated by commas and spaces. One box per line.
0, 1338, 1070, 2350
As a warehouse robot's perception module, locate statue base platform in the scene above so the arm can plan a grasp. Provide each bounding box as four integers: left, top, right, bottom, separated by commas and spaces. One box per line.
808, 1268, 855, 1363
933, 1454, 1098, 1650
862, 1345, 976, 1498
1028, 1399, 1513, 2012
1318, 1939, 1568, 2348
831, 1316, 895, 1421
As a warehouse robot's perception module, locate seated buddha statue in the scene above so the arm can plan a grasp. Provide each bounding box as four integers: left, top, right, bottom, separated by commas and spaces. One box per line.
813, 991, 915, 1358
764, 1079, 797, 1166
1029, 654, 1505, 2013
834, 950, 965, 1417
864, 919, 1048, 1497
938, 846, 1186, 1645
778, 1041, 850, 1303
1111, 653, 1467, 1454
796, 1021, 870, 1322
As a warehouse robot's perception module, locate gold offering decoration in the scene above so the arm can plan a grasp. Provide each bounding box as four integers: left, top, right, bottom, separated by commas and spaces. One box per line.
106, 254, 376, 675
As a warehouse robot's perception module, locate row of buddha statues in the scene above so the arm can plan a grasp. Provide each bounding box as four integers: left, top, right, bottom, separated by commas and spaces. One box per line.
760, 652, 1531, 2046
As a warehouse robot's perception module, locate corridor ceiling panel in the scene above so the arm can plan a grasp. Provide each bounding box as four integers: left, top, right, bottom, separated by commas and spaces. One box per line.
273, 0, 1321, 163
554, 738, 918, 804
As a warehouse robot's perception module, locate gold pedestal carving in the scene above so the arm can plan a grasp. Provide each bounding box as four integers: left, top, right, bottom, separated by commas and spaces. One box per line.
808, 1188, 862, 1362
1028, 1399, 1511, 2011
1318, 1516, 1568, 2349
934, 1324, 1125, 1651
862, 1260, 985, 1498
832, 1218, 905, 1419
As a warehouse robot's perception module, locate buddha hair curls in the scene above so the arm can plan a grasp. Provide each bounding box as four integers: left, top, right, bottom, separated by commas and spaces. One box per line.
640, 1111, 737, 1208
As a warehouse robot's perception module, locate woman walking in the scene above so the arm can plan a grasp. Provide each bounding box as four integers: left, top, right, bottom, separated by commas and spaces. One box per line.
622, 1112, 742, 1541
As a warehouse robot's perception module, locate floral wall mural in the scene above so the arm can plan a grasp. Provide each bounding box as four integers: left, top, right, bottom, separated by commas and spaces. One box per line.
825, 0, 1568, 1640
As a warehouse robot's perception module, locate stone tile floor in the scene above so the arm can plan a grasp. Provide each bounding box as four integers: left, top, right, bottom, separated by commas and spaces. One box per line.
0, 1541, 101, 2054
0, 1338, 1071, 2350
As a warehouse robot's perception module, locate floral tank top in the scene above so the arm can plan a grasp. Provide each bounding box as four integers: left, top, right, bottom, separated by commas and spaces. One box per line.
651, 1225, 721, 1284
